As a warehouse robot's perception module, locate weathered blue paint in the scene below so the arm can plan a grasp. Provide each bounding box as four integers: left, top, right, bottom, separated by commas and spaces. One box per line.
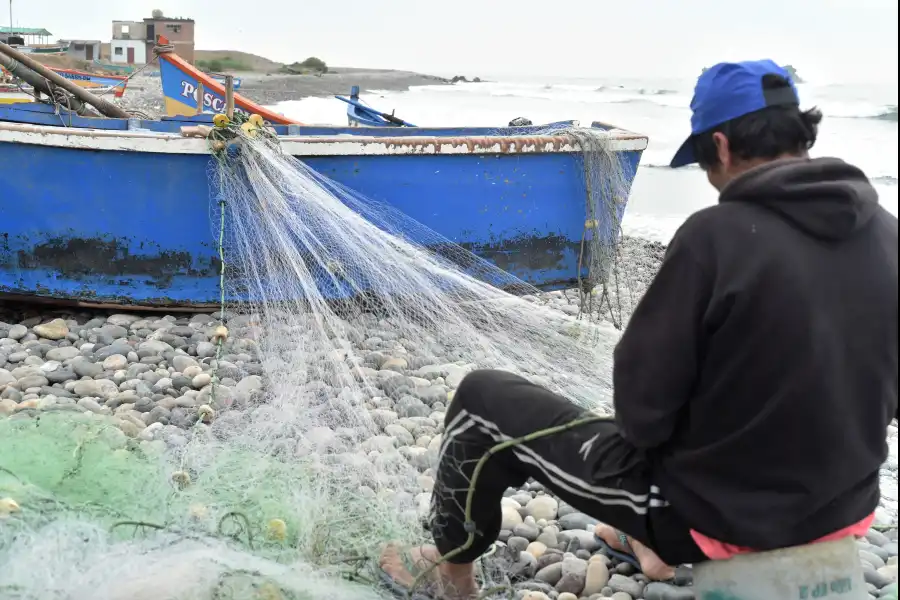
210, 74, 243, 90
0, 109, 645, 307
0, 103, 584, 138
336, 88, 578, 131
338, 86, 416, 127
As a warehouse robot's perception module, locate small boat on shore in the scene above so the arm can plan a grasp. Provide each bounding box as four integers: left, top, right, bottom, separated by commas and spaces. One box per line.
2, 44, 68, 55
1, 65, 129, 98
29, 44, 69, 54
0, 84, 32, 105
337, 85, 416, 127
158, 35, 293, 124
92, 60, 136, 74
48, 67, 129, 98
210, 73, 242, 90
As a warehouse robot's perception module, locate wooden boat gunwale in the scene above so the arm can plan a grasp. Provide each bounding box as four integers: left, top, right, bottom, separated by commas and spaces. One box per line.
0, 119, 649, 157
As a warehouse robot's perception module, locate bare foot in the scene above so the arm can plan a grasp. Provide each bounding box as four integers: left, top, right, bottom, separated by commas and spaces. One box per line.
594, 523, 676, 581
379, 543, 478, 600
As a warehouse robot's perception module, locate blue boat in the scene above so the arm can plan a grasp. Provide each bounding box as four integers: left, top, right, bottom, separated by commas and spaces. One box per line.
0, 102, 647, 308
210, 74, 242, 90
336, 87, 570, 131
337, 85, 416, 127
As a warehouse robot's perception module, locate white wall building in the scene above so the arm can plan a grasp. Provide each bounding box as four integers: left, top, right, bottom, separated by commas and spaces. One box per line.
110, 39, 146, 64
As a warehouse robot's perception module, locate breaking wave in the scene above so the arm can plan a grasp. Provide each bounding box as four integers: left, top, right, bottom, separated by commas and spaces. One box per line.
870, 106, 898, 122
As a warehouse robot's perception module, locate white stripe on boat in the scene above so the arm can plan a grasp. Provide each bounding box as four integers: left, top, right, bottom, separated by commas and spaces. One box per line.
0, 122, 649, 156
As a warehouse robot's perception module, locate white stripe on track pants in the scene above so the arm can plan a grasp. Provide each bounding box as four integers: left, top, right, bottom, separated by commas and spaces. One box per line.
429, 369, 707, 566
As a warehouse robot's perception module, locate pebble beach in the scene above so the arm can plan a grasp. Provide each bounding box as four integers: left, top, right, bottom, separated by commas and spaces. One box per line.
2, 260, 898, 599
1, 72, 898, 600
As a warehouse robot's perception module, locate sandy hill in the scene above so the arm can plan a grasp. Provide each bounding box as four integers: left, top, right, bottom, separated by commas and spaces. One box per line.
194, 49, 283, 73
31, 54, 93, 71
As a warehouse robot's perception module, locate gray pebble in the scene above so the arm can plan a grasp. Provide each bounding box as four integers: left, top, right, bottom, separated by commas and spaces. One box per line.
535, 550, 564, 571
537, 530, 559, 549
865, 543, 894, 563
867, 530, 892, 547
45, 347, 80, 361
643, 582, 695, 600
863, 564, 893, 588
17, 375, 49, 389
555, 571, 585, 594
558, 512, 600, 531
72, 359, 103, 378
607, 573, 643, 597
507, 536, 530, 554
513, 521, 541, 541
862, 549, 887, 569
7, 325, 27, 340
509, 550, 538, 580
534, 561, 563, 585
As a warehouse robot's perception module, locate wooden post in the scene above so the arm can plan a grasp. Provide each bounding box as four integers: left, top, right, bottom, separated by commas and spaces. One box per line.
225, 75, 234, 119
195, 82, 204, 115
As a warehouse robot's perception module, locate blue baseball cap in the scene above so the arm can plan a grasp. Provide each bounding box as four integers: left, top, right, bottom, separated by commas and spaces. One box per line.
670, 59, 800, 168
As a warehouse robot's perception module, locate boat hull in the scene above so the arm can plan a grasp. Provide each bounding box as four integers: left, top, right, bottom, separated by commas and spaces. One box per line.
31, 46, 69, 54
211, 74, 242, 90
158, 42, 295, 125
0, 89, 32, 105
93, 60, 136, 74
49, 68, 129, 98
0, 122, 645, 307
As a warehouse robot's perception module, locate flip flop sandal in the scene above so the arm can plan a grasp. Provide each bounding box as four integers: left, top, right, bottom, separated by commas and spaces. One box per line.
594, 530, 679, 583
594, 530, 644, 572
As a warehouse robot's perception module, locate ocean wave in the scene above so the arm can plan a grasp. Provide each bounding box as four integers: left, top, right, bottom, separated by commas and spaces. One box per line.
870, 106, 898, 122
593, 85, 678, 96
640, 163, 701, 171
639, 166, 896, 185
605, 98, 676, 107
819, 104, 898, 121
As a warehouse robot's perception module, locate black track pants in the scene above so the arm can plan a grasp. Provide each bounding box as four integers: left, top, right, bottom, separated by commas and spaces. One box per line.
429, 369, 707, 566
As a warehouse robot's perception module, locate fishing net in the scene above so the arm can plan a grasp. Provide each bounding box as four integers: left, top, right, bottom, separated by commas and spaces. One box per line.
0, 120, 638, 599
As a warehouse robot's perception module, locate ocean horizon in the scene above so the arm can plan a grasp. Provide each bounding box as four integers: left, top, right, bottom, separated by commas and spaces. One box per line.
273, 74, 898, 243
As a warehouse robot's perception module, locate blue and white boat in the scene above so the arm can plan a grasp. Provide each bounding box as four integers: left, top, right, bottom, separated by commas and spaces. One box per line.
336, 85, 416, 128
0, 98, 647, 308
210, 74, 242, 90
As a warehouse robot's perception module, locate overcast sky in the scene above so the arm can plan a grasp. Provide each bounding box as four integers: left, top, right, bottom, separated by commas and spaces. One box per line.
8, 0, 899, 83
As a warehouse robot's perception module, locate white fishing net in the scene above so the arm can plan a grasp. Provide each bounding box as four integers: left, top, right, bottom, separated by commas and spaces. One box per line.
0, 122, 638, 599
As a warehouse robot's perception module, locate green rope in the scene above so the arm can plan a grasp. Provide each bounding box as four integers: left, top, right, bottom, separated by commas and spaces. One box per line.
209, 173, 228, 409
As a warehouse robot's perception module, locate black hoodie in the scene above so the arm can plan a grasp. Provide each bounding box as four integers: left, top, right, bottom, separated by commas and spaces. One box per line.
613, 157, 898, 550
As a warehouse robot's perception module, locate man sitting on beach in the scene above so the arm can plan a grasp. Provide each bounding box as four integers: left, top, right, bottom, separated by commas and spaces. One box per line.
379, 59, 899, 598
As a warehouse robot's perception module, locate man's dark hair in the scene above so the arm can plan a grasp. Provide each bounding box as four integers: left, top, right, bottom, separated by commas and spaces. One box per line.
692, 74, 824, 169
